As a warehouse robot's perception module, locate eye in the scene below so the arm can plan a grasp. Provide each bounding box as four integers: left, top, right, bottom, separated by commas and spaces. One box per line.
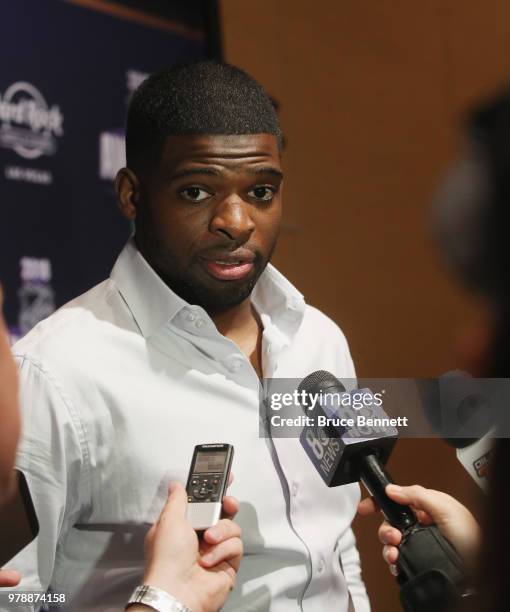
248, 186, 277, 202
179, 187, 212, 202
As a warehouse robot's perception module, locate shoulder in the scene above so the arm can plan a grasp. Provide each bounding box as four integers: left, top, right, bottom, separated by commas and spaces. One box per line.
301, 304, 351, 350
293, 303, 356, 378
13, 278, 133, 365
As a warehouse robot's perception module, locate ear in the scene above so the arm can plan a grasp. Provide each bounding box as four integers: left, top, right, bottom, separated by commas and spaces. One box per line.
115, 167, 140, 221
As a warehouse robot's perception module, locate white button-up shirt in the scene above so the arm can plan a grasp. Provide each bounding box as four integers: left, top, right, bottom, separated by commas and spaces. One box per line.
8, 239, 370, 612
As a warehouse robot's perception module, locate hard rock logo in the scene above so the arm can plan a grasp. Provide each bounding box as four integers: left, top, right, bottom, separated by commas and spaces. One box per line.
0, 81, 64, 159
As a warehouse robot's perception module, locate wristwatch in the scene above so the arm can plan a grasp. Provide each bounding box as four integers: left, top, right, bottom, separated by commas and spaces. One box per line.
125, 585, 192, 612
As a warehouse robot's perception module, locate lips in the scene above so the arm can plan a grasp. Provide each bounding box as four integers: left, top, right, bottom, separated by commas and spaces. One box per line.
199, 250, 255, 281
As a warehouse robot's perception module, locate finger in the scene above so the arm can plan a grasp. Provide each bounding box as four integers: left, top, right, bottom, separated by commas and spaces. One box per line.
385, 484, 447, 519
357, 497, 378, 516
200, 537, 243, 571
221, 495, 239, 520
382, 544, 399, 565
0, 569, 21, 587
378, 522, 402, 547
204, 518, 241, 545
157, 481, 187, 524
414, 509, 434, 525
207, 560, 237, 588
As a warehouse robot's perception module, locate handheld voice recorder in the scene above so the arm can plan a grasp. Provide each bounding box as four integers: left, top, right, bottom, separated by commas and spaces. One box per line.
185, 443, 234, 530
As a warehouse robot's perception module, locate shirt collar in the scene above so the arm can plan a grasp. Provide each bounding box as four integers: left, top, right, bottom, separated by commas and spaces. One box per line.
251, 264, 305, 342
111, 238, 305, 341
110, 238, 187, 337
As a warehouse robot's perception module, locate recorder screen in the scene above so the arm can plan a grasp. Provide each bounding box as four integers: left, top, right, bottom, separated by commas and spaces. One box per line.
195, 451, 227, 474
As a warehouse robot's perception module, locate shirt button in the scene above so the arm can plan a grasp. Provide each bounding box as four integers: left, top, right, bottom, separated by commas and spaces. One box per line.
265, 345, 272, 355
225, 355, 243, 373
187, 311, 197, 322
291, 482, 299, 497
317, 558, 325, 573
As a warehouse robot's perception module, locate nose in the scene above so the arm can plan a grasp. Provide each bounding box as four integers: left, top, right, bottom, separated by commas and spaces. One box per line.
209, 195, 255, 244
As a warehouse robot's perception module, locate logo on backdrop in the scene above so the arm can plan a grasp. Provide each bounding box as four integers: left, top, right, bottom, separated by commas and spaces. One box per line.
17, 257, 56, 337
0, 81, 64, 159
126, 69, 148, 99
99, 69, 148, 181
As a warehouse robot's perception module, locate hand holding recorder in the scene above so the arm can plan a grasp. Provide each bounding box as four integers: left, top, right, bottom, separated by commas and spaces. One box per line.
128, 481, 242, 612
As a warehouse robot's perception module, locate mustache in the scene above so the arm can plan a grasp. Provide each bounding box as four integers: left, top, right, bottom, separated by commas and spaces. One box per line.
197, 242, 261, 261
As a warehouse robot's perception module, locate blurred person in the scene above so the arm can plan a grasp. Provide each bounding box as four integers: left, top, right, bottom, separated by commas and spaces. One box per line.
0, 288, 20, 507
358, 87, 510, 611
5, 61, 369, 611
0, 288, 22, 588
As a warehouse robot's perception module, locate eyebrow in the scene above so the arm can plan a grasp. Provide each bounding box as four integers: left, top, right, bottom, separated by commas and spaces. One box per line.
250, 166, 284, 180
169, 167, 220, 180
168, 166, 284, 181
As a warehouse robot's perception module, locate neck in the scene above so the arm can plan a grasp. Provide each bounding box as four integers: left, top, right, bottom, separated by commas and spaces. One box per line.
210, 298, 263, 377
210, 297, 255, 336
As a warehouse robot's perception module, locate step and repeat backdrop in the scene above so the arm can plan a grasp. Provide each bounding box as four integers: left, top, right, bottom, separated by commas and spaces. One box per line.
1, 0, 214, 340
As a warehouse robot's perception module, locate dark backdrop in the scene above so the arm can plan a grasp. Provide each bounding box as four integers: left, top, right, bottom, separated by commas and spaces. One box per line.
0, 0, 219, 340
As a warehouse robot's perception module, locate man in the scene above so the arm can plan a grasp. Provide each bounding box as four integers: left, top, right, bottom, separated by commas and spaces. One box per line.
8, 62, 369, 611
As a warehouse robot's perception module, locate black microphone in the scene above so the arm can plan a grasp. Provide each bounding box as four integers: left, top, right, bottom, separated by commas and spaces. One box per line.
297, 370, 416, 531
297, 370, 468, 612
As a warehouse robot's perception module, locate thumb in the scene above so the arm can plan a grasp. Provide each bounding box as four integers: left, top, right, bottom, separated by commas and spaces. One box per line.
385, 484, 454, 523
157, 481, 188, 523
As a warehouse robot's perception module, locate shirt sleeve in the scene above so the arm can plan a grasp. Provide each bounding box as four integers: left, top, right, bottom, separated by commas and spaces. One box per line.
338, 527, 371, 612
0, 355, 89, 612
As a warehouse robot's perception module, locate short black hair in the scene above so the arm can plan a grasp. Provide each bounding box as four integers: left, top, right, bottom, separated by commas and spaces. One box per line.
126, 60, 282, 173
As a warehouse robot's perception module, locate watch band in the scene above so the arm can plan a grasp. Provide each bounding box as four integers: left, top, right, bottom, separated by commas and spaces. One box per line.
125, 585, 192, 612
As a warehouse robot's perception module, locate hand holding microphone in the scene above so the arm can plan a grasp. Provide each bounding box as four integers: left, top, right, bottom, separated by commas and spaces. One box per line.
296, 370, 469, 611
358, 484, 481, 572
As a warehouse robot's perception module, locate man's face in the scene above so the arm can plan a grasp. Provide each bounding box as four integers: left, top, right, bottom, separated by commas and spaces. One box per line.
132, 134, 283, 314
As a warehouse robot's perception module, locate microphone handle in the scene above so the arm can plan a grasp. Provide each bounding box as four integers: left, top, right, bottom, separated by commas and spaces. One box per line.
358, 453, 417, 532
